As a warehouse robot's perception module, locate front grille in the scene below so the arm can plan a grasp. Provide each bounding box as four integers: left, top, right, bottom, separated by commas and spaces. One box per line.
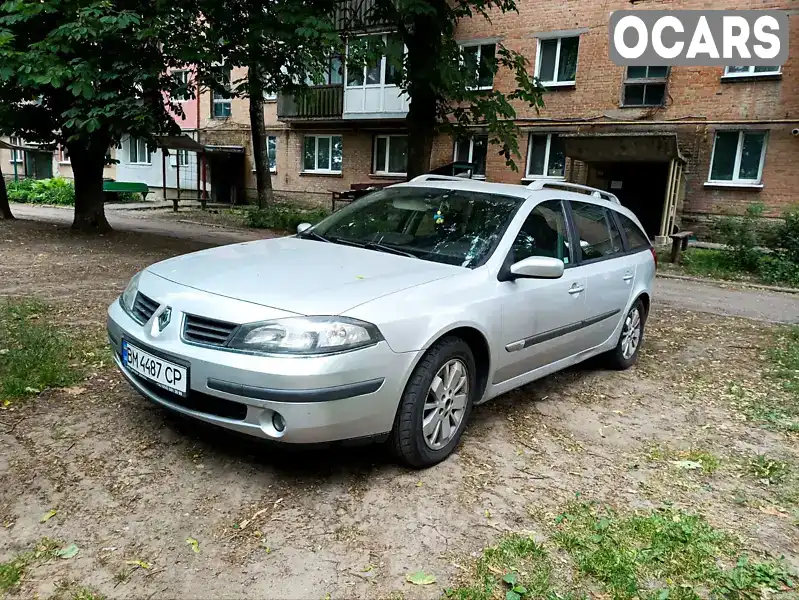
132, 293, 159, 324
127, 366, 248, 421
183, 314, 238, 346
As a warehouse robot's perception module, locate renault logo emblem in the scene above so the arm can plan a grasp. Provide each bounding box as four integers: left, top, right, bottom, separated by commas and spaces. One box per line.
158, 307, 172, 332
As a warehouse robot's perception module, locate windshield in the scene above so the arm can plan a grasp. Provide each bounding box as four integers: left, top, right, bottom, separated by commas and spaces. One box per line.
309, 186, 523, 268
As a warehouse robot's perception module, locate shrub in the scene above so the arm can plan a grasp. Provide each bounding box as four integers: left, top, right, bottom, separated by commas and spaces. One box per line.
712, 203, 767, 272
7, 177, 75, 206
245, 204, 329, 231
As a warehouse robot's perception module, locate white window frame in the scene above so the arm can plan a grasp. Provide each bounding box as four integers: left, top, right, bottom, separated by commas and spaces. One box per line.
303, 135, 342, 174
459, 42, 496, 91
251, 135, 278, 173
706, 130, 768, 186
534, 36, 578, 87
172, 69, 190, 102
345, 33, 405, 90
373, 134, 407, 176
452, 135, 487, 179
524, 133, 565, 180
58, 145, 70, 165
722, 65, 782, 79
9, 136, 23, 163
170, 149, 191, 168
128, 137, 151, 165
212, 66, 232, 118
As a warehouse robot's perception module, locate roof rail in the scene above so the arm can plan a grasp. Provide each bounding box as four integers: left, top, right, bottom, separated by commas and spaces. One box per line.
526, 179, 621, 204
408, 173, 471, 183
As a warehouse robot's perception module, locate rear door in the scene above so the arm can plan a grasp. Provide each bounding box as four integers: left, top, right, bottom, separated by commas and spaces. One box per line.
567, 200, 634, 350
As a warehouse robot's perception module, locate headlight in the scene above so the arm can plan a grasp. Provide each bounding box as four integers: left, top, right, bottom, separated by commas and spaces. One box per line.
120, 272, 142, 314
228, 316, 382, 355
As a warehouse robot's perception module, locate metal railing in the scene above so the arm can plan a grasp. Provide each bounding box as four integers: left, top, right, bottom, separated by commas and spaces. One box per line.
277, 85, 344, 120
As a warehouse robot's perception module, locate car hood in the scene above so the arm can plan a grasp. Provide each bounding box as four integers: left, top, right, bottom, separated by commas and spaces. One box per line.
147, 236, 463, 315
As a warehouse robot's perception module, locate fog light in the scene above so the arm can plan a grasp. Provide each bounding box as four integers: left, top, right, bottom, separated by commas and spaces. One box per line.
272, 412, 286, 432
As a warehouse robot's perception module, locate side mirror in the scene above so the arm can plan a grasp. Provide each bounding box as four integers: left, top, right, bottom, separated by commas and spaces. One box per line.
509, 256, 565, 279
296, 222, 312, 234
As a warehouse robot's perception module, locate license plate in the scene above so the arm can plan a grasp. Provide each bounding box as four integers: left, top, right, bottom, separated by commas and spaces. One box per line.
122, 340, 188, 397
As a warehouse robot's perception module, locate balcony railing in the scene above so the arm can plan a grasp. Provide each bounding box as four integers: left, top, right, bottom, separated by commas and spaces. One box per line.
277, 85, 344, 120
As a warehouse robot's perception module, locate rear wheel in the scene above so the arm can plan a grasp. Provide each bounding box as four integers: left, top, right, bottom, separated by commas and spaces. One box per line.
607, 299, 645, 370
391, 337, 476, 468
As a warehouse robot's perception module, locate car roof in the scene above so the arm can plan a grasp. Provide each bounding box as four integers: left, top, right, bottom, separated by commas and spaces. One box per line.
390, 177, 647, 232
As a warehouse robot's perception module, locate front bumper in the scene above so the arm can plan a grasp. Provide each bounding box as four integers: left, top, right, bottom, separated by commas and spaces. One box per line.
108, 296, 418, 444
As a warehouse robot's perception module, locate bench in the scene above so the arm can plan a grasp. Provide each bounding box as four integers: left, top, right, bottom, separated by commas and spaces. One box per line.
103, 181, 150, 202
669, 230, 694, 264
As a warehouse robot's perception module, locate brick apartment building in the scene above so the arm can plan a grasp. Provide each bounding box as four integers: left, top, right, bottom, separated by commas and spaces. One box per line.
193, 0, 798, 240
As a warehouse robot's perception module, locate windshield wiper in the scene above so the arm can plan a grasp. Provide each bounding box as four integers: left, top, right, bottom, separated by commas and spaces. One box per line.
363, 241, 418, 259
298, 230, 330, 243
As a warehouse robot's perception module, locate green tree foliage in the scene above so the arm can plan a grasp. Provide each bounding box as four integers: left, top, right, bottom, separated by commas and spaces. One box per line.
342, 0, 546, 177
194, 0, 341, 207
0, 0, 201, 231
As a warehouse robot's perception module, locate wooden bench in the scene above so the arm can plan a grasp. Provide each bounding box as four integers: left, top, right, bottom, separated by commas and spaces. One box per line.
103, 181, 150, 202
669, 230, 694, 264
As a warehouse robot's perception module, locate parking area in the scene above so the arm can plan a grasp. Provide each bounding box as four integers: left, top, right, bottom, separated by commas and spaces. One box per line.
1, 218, 797, 599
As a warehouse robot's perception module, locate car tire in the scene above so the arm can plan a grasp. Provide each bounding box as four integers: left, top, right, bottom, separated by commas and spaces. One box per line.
607, 298, 646, 370
390, 336, 477, 469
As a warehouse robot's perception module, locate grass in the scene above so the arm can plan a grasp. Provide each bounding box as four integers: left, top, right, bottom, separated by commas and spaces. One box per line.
764, 327, 799, 433
748, 455, 792, 485
0, 299, 93, 402
646, 446, 721, 474
0, 538, 61, 594
660, 247, 799, 289
447, 502, 796, 600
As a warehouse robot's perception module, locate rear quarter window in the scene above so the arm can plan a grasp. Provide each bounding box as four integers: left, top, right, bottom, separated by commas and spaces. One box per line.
617, 213, 650, 250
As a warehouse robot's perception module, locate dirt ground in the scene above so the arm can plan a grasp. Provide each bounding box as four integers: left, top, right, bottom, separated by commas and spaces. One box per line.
0, 219, 797, 599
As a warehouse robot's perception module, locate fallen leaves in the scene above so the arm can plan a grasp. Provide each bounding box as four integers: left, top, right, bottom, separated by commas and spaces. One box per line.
186, 537, 200, 553
39, 509, 57, 523
125, 559, 151, 569
406, 571, 436, 585
56, 543, 79, 559
673, 460, 703, 471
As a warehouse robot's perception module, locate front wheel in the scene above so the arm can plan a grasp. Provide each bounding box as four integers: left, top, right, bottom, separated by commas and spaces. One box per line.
607, 299, 645, 370
390, 337, 476, 468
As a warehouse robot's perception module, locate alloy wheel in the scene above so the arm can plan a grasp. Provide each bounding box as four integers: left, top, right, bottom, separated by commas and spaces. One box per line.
422, 359, 469, 450
621, 307, 642, 360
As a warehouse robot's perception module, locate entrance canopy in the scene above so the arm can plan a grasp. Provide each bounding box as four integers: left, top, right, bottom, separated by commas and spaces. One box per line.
0, 139, 52, 154
154, 134, 205, 153
561, 133, 685, 163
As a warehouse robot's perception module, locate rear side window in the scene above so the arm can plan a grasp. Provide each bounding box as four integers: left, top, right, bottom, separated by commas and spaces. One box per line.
617, 213, 650, 250
569, 201, 624, 261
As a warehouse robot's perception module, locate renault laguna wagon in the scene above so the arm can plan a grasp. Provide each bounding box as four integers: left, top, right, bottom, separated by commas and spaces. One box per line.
108, 176, 655, 468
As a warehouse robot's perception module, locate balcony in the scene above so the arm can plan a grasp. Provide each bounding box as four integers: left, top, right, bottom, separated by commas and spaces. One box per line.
277, 85, 343, 121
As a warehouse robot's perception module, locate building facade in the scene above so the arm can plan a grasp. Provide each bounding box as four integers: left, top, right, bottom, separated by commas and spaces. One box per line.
194, 0, 798, 239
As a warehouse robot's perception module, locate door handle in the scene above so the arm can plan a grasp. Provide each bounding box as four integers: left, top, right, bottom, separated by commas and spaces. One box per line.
623, 273, 634, 282
568, 285, 584, 295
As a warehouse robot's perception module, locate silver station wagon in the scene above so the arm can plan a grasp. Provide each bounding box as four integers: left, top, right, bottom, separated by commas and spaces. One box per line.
108, 176, 656, 467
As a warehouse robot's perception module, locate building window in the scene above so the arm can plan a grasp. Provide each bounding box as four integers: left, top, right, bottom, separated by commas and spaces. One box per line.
723, 65, 781, 78
708, 130, 767, 184
9, 136, 23, 163
307, 55, 344, 86
212, 67, 232, 118
170, 149, 191, 167
346, 34, 403, 88
263, 90, 277, 101
622, 66, 668, 107
59, 146, 70, 164
128, 137, 151, 165
460, 43, 496, 90
303, 135, 342, 173
373, 135, 407, 175
250, 136, 277, 172
525, 133, 565, 179
535, 36, 579, 86
173, 69, 190, 101
453, 134, 488, 178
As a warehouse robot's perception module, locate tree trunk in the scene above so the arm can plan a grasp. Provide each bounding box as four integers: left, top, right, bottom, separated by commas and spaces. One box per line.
249, 64, 274, 209
0, 161, 13, 220
69, 139, 111, 232
404, 8, 445, 179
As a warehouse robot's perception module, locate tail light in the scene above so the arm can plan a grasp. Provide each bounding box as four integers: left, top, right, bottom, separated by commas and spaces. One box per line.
649, 247, 658, 269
